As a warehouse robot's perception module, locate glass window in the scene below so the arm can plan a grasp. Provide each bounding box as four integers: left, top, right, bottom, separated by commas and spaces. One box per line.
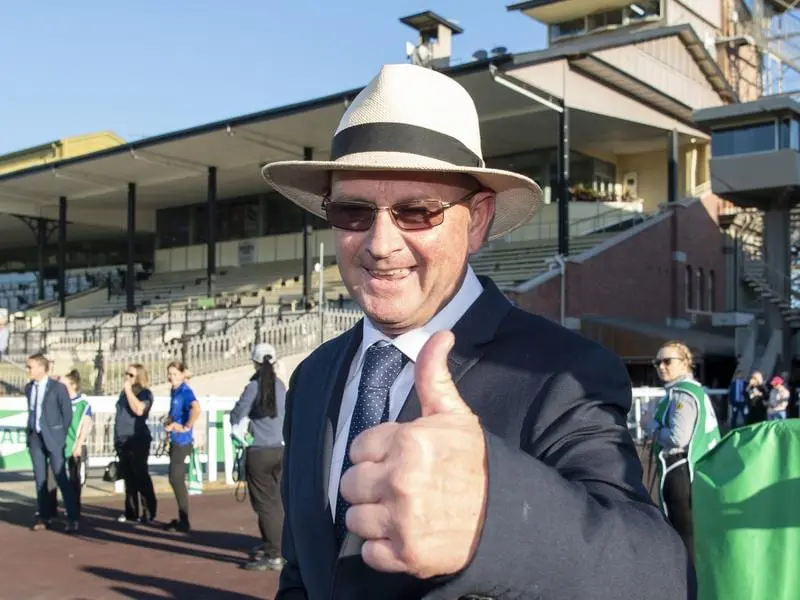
779, 118, 800, 150
708, 270, 716, 312
685, 265, 693, 311
696, 267, 705, 312
711, 121, 777, 156
156, 207, 190, 249
588, 9, 623, 31
551, 18, 585, 39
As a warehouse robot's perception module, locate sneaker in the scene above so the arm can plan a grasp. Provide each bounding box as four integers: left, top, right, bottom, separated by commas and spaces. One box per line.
65, 520, 79, 534
248, 544, 266, 559
243, 557, 285, 571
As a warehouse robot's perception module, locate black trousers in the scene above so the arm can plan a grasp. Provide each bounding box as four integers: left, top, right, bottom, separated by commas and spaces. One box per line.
245, 446, 284, 558
67, 452, 85, 520
169, 443, 193, 525
663, 458, 694, 564
118, 437, 157, 520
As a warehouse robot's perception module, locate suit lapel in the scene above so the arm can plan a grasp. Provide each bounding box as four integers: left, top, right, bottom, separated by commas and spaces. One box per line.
313, 324, 362, 560
397, 276, 511, 423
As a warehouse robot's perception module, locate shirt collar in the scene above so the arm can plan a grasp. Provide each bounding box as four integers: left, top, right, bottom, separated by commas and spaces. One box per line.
358, 265, 483, 366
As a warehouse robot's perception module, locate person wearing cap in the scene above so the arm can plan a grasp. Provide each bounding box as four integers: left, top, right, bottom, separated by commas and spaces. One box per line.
262, 64, 693, 599
646, 341, 720, 563
230, 343, 287, 572
766, 376, 790, 420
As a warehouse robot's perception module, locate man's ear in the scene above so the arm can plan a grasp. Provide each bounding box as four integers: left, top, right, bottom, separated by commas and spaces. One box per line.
468, 191, 496, 253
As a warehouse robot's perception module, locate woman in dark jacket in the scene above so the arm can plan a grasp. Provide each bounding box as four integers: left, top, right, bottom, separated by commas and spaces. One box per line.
114, 363, 157, 524
745, 370, 767, 425
230, 343, 286, 571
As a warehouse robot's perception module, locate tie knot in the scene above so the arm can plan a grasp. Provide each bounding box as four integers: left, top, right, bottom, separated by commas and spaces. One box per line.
361, 343, 407, 391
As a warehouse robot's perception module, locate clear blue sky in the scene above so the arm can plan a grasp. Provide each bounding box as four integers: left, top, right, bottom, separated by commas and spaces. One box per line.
0, 1, 546, 155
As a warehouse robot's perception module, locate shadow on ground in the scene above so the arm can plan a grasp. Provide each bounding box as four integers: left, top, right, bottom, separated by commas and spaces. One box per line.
80, 566, 263, 600
0, 493, 261, 566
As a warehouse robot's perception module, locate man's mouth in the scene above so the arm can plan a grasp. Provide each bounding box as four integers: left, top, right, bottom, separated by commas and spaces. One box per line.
366, 268, 413, 280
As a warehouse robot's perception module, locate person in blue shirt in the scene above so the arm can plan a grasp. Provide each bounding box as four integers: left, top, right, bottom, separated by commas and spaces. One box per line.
163, 360, 200, 533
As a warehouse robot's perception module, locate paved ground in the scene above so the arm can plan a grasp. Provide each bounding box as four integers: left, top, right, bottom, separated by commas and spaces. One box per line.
0, 473, 279, 600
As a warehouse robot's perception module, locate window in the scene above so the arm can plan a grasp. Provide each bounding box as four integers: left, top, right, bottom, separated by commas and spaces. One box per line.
552, 17, 585, 39
779, 118, 800, 151
685, 265, 694, 311
156, 207, 190, 249
550, 2, 661, 41
696, 268, 705, 312
711, 121, 777, 157
708, 269, 716, 312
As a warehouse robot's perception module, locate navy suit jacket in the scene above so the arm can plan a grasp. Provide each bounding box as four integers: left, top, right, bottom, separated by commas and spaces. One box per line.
25, 378, 72, 454
278, 277, 695, 599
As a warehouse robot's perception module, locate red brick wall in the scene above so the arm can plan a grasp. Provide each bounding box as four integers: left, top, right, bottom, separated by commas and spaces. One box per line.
509, 196, 727, 324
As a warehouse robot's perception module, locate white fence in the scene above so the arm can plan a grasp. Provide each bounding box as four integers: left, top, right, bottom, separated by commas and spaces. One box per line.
0, 387, 729, 480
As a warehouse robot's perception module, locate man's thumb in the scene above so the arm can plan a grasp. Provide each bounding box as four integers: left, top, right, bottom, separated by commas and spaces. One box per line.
415, 330, 470, 417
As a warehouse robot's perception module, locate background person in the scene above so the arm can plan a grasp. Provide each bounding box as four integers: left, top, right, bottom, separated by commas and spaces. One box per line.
114, 363, 157, 524
63, 369, 93, 520
164, 361, 200, 533
647, 341, 721, 563
230, 343, 287, 572
25, 352, 79, 533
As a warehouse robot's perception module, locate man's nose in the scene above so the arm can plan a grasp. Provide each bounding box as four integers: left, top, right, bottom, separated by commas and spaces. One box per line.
365, 208, 404, 259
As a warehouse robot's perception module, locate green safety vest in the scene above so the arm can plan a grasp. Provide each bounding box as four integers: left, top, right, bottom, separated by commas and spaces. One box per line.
65, 397, 91, 457
652, 379, 721, 513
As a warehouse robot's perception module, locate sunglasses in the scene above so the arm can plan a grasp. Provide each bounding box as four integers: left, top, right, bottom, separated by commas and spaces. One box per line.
652, 357, 681, 368
321, 189, 481, 232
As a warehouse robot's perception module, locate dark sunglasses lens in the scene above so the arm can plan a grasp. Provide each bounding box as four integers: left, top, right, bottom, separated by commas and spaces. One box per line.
325, 203, 374, 231
393, 201, 445, 230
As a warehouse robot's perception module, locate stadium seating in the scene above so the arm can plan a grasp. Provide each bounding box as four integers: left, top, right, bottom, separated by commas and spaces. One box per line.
469, 233, 614, 288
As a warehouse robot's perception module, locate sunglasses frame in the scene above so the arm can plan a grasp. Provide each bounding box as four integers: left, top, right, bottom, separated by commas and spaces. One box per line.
321, 188, 481, 232
652, 357, 681, 368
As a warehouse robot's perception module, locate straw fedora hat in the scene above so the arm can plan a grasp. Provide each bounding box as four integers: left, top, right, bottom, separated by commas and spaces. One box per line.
261, 63, 543, 240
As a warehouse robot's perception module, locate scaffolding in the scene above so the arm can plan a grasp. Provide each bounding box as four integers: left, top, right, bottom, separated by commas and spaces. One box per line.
727, 0, 800, 97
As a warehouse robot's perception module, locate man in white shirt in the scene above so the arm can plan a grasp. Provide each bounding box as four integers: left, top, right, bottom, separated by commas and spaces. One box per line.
262, 64, 693, 600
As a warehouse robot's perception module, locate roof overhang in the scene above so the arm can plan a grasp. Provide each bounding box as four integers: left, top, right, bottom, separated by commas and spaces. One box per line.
512, 24, 738, 105
695, 95, 800, 130
507, 0, 631, 24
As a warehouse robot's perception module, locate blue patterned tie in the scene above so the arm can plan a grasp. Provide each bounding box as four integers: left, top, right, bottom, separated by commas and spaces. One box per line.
334, 342, 408, 545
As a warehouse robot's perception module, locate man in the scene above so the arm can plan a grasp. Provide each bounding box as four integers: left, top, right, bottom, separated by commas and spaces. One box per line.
262, 64, 693, 599
728, 370, 747, 428
25, 353, 80, 533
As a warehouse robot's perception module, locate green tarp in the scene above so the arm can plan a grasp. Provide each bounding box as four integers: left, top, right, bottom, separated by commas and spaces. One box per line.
693, 420, 800, 600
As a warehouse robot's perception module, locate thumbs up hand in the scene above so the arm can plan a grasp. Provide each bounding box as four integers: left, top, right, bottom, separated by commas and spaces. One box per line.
340, 330, 488, 579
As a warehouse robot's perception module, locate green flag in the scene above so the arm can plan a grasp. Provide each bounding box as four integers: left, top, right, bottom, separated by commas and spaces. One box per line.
693, 420, 800, 600
187, 448, 204, 496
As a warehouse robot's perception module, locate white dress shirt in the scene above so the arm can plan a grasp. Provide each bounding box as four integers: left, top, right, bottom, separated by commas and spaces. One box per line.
31, 376, 48, 433
327, 266, 484, 519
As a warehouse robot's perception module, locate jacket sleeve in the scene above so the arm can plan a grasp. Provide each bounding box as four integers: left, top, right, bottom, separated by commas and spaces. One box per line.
429, 346, 695, 600
230, 381, 257, 426
59, 383, 72, 428
276, 365, 309, 600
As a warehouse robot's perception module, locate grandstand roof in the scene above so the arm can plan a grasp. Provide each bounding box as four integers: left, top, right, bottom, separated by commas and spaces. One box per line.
0, 25, 721, 250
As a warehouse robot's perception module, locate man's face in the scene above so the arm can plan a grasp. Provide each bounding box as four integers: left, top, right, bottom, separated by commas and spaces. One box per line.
330, 170, 495, 336
25, 360, 46, 381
